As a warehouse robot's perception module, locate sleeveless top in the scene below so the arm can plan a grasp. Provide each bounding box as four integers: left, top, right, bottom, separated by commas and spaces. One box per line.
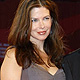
21, 63, 66, 80
9, 46, 65, 80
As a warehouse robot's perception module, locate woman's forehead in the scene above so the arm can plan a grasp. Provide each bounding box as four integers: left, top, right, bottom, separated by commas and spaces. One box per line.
30, 7, 50, 18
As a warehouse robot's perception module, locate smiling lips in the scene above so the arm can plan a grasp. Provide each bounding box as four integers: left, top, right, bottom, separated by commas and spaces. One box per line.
37, 31, 46, 35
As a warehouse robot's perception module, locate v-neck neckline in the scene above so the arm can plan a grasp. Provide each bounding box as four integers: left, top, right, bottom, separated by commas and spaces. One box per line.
32, 63, 59, 77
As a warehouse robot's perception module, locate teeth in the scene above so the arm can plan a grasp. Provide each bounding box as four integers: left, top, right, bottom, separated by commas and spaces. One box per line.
38, 31, 46, 35
40, 32, 44, 34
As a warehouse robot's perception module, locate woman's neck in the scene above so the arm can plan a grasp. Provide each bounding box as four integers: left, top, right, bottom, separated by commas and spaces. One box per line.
31, 39, 44, 51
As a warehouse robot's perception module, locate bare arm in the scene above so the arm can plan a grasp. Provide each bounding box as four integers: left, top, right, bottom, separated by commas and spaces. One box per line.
1, 48, 22, 80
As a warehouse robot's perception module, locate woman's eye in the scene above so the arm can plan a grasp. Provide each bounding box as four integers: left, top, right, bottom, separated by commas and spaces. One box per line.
32, 19, 38, 22
44, 17, 50, 20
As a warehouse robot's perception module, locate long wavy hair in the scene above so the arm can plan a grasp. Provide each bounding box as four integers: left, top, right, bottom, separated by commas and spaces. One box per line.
8, 0, 65, 69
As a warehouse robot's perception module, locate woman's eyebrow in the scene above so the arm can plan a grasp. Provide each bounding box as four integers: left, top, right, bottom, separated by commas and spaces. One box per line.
31, 15, 50, 18
43, 15, 51, 18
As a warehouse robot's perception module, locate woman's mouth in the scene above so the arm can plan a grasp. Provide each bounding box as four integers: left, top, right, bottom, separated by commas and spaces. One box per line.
37, 31, 46, 35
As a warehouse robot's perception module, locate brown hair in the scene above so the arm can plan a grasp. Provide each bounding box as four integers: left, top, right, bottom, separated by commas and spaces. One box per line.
8, 0, 65, 69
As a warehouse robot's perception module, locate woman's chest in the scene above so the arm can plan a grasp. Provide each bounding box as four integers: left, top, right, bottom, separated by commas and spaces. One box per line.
21, 64, 66, 80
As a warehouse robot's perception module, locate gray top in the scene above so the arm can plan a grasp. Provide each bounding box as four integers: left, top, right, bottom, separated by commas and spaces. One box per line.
21, 63, 66, 80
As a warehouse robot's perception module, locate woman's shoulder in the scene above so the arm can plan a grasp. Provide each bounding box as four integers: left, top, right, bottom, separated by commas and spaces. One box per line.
2, 46, 17, 66
6, 46, 16, 58
1, 46, 22, 80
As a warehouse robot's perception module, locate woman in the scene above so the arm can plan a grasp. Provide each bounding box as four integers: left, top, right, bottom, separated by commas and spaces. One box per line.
1, 0, 66, 80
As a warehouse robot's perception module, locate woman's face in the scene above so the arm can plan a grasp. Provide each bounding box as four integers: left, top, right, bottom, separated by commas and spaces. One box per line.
30, 7, 52, 42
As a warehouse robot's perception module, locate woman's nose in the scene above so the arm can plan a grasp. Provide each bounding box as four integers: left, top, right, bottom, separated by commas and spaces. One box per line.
39, 20, 45, 29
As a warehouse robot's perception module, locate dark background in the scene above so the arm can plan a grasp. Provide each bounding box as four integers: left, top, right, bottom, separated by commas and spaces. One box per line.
0, 0, 80, 65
